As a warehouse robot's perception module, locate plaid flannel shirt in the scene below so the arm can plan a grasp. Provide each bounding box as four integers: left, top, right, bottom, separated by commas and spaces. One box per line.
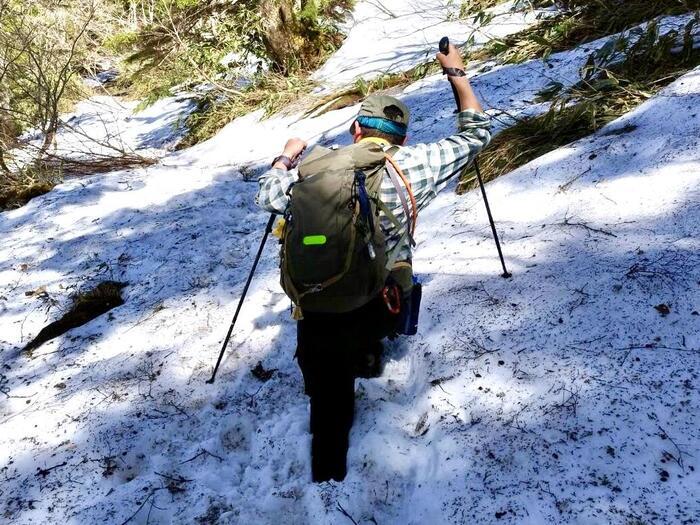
256, 109, 492, 262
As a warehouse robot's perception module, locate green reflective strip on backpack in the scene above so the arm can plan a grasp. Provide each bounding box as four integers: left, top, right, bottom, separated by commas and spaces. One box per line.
303, 235, 327, 246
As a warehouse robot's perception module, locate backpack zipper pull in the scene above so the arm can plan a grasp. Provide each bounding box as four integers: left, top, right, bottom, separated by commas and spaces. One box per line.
367, 241, 376, 260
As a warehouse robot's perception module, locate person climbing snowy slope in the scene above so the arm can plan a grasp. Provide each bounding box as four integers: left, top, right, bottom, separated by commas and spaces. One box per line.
255, 43, 491, 482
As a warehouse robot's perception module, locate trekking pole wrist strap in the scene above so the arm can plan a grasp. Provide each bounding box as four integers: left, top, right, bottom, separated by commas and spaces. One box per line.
442, 67, 466, 77
272, 155, 294, 170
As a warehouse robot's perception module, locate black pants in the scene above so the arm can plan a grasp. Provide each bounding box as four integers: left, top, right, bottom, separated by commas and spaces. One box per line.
295, 295, 398, 482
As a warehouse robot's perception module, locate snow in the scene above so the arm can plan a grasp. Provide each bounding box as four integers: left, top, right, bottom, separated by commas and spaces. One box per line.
313, 0, 551, 88
14, 94, 195, 169
1, 6, 700, 525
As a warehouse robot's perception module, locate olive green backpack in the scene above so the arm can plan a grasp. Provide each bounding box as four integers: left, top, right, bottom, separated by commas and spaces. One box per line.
280, 141, 412, 318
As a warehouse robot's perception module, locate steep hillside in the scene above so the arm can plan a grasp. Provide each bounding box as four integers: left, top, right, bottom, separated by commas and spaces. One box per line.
1, 2, 699, 524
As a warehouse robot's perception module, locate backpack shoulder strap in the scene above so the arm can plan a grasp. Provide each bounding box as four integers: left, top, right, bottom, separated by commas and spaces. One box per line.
296, 145, 335, 180
384, 153, 417, 238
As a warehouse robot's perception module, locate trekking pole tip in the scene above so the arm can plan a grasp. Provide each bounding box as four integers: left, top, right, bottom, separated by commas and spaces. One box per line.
501, 271, 512, 279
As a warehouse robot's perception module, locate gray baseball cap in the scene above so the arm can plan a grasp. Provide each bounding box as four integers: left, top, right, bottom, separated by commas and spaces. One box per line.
357, 95, 411, 127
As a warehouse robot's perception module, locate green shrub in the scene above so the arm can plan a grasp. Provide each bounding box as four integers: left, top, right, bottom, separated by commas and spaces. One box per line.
476, 0, 700, 64
0, 165, 62, 210
459, 19, 700, 191
113, 0, 354, 108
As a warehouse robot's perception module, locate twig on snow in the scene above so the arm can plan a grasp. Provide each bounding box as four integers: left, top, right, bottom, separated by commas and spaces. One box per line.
658, 425, 690, 472
36, 461, 67, 478
541, 384, 580, 418
180, 448, 224, 464
553, 214, 617, 238
0, 374, 36, 399
557, 166, 592, 193
619, 343, 700, 365
336, 502, 359, 525
623, 250, 698, 291
120, 488, 166, 525
145, 496, 158, 525
154, 471, 193, 484
453, 336, 499, 361
567, 285, 591, 314
244, 383, 265, 409
537, 481, 564, 514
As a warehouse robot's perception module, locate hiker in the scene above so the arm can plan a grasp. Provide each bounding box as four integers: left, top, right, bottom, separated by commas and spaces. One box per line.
255, 43, 491, 482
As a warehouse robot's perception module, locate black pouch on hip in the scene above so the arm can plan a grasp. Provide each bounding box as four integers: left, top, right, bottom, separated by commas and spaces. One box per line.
396, 281, 422, 336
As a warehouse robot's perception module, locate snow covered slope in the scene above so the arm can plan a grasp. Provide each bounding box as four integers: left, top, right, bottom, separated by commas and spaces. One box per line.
1, 6, 699, 525
313, 0, 548, 88
16, 94, 194, 168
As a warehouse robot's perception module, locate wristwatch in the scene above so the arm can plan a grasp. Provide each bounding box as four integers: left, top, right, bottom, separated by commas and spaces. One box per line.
442, 67, 467, 77
271, 155, 294, 170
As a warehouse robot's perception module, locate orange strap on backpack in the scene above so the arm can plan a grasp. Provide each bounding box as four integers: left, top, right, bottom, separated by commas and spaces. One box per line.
385, 154, 418, 235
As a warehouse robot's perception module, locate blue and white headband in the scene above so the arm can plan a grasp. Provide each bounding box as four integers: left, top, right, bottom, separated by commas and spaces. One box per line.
356, 115, 408, 137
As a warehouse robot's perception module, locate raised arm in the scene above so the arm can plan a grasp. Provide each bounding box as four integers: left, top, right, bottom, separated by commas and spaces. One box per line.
386, 43, 491, 211
388, 111, 491, 212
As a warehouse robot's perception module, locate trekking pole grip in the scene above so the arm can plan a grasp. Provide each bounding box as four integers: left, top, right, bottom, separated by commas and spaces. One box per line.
439, 36, 450, 55
439, 36, 461, 112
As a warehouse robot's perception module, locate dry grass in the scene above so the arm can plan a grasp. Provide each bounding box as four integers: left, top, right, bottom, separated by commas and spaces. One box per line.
0, 166, 62, 210
458, 19, 700, 191
1, 152, 155, 210
0, 181, 57, 210
304, 65, 435, 118
178, 73, 317, 148
39, 153, 156, 177
458, 99, 609, 191
179, 58, 438, 147
470, 14, 581, 63
459, 0, 502, 18
475, 0, 700, 64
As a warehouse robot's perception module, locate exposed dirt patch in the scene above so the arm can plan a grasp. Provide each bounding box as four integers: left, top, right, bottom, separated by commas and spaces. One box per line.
22, 281, 127, 356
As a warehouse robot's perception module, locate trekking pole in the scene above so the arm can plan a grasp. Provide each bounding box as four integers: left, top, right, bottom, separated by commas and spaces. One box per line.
472, 158, 511, 278
439, 36, 511, 279
207, 213, 276, 384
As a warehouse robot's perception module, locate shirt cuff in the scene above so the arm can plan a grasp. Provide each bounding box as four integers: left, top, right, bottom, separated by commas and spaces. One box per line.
457, 109, 491, 131
260, 167, 297, 190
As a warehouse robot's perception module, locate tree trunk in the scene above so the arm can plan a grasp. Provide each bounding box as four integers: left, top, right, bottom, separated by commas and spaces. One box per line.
260, 0, 300, 73
0, 147, 10, 174
38, 113, 58, 158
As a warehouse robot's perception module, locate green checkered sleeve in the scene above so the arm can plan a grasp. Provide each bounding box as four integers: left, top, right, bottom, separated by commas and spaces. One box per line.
377, 109, 491, 261
255, 167, 297, 214
381, 109, 492, 213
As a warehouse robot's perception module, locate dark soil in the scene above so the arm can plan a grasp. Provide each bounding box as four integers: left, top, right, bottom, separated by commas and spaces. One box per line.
22, 281, 127, 355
